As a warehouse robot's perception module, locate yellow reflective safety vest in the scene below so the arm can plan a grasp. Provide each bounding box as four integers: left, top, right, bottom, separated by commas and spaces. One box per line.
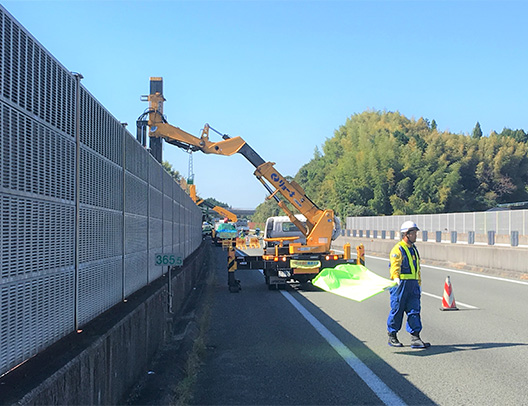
389, 240, 421, 284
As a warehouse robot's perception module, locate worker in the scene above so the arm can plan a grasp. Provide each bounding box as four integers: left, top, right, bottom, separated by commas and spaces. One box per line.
387, 221, 430, 349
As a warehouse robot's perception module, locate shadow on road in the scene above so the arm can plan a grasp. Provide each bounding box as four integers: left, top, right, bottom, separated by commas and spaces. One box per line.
290, 288, 437, 406
188, 245, 437, 406
394, 342, 528, 357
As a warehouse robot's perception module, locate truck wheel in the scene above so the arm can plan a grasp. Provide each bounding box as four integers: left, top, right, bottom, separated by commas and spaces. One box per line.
299, 281, 312, 290
265, 277, 274, 290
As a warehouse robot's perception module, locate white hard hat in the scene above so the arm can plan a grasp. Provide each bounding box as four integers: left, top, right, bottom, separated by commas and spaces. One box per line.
400, 220, 419, 233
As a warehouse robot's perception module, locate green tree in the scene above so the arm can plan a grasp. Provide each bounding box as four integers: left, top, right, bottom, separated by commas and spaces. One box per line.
252, 199, 283, 223
204, 197, 230, 209
292, 110, 528, 217
431, 119, 437, 130
497, 128, 528, 143
472, 122, 483, 139
252, 175, 300, 223
162, 161, 181, 181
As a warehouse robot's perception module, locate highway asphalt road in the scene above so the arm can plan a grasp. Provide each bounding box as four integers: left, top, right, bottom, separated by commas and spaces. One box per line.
190, 244, 528, 405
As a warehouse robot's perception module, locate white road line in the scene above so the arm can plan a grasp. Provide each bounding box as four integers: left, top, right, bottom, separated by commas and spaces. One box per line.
332, 250, 482, 308
334, 249, 528, 286
362, 254, 528, 286
421, 292, 479, 309
281, 291, 407, 406
363, 254, 481, 308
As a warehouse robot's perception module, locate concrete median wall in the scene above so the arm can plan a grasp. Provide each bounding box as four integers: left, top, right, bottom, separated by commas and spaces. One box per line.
334, 236, 528, 279
0, 242, 209, 406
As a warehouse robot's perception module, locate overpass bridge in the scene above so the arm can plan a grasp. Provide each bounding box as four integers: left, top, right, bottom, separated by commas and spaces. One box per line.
229, 207, 256, 217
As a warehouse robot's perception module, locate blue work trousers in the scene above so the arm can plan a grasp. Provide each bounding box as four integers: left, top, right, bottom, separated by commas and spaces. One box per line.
387, 279, 422, 335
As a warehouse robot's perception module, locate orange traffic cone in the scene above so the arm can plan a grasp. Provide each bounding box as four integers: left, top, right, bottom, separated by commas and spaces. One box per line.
440, 276, 459, 311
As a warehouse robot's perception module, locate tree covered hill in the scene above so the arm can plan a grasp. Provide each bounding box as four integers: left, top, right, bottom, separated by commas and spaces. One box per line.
253, 110, 528, 222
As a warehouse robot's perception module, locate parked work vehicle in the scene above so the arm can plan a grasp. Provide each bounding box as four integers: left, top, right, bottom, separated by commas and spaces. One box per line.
212, 221, 237, 246
195, 199, 239, 246
139, 77, 356, 291
198, 200, 237, 223
263, 214, 307, 252
236, 219, 250, 235
202, 221, 213, 236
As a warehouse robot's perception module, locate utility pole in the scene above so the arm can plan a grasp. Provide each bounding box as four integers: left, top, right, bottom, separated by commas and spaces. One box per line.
149, 77, 164, 163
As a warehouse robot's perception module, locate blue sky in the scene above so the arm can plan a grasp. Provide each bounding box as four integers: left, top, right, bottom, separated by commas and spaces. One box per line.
3, 0, 527, 209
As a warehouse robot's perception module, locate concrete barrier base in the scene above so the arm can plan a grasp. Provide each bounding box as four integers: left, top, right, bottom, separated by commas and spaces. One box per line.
0, 242, 210, 406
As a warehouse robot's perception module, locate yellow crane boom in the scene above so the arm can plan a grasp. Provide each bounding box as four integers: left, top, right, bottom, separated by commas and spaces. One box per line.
140, 77, 340, 253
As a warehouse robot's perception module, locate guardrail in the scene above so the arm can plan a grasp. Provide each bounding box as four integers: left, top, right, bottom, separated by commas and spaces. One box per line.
345, 210, 528, 248
341, 229, 527, 247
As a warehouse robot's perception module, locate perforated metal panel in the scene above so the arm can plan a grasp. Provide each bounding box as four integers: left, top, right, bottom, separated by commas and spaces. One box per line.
79, 87, 123, 166
124, 252, 148, 296
0, 4, 202, 377
1, 194, 75, 279
1, 103, 75, 199
78, 259, 122, 326
0, 5, 78, 376
1, 270, 75, 374
0, 8, 75, 136
124, 150, 149, 296
79, 208, 123, 264
125, 133, 148, 181
125, 173, 148, 216
172, 182, 182, 256
163, 171, 173, 252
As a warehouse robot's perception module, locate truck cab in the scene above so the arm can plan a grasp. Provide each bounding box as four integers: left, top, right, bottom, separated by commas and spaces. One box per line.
202, 221, 213, 236
235, 218, 250, 236
212, 221, 237, 245
263, 214, 307, 254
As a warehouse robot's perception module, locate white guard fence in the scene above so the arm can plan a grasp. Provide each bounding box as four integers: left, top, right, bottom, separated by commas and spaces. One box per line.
345, 210, 528, 246
0, 5, 202, 377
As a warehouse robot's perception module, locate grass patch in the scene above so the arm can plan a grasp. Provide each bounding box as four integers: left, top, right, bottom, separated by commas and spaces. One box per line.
171, 246, 215, 406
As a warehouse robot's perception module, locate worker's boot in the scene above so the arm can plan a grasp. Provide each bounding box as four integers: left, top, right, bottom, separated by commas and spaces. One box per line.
388, 332, 403, 347
410, 333, 431, 349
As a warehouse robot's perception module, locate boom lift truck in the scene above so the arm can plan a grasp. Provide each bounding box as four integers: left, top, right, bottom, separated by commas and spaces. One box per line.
138, 77, 358, 292
195, 199, 238, 224
198, 200, 239, 246
186, 181, 239, 245
185, 165, 239, 225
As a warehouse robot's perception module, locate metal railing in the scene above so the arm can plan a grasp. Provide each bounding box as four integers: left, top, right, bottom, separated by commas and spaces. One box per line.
345, 210, 528, 247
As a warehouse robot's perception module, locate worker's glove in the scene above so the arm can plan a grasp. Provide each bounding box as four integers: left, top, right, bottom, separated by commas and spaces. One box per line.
394, 278, 401, 286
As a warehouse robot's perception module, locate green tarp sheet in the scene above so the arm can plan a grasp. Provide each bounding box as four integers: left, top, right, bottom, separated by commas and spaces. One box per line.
312, 264, 396, 302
